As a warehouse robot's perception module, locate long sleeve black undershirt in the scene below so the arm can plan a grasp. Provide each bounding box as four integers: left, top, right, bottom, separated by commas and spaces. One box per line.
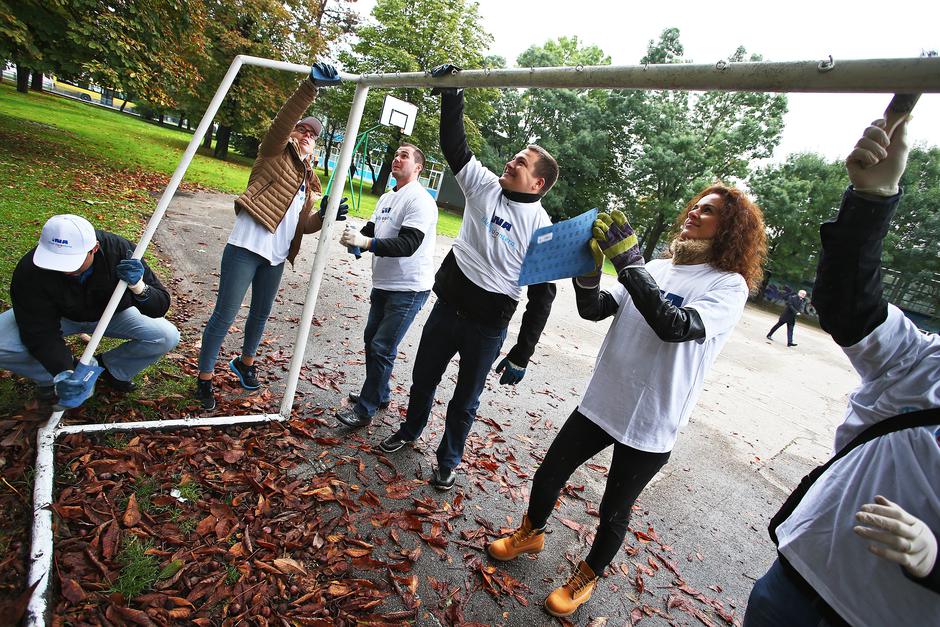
812, 187, 896, 347
359, 222, 425, 257
572, 269, 705, 343
506, 282, 557, 366
439, 91, 473, 175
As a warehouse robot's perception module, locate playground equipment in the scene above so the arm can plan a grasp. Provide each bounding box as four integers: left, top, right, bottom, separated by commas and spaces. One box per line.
25, 53, 940, 625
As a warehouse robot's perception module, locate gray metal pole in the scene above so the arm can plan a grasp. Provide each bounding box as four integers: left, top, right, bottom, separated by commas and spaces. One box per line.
353, 57, 940, 93
279, 83, 371, 417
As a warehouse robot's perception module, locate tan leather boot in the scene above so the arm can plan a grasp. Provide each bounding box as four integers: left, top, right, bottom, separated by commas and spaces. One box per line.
486, 514, 545, 561
544, 560, 598, 617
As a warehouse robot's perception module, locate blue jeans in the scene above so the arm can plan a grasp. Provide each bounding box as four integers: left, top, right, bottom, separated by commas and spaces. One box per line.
744, 559, 836, 627
198, 244, 285, 374
0, 307, 179, 385
399, 300, 507, 472
354, 288, 429, 417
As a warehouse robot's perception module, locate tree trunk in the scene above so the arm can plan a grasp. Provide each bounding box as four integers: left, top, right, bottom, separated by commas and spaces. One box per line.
371, 133, 400, 195
756, 272, 771, 303
119, 98, 129, 112
322, 122, 336, 178
158, 113, 165, 125
177, 112, 185, 128
15, 65, 29, 93
203, 122, 215, 149
214, 124, 232, 160
642, 211, 668, 261
30, 70, 43, 91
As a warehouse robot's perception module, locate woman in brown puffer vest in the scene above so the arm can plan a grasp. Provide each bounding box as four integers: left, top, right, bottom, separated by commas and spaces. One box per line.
195, 62, 348, 411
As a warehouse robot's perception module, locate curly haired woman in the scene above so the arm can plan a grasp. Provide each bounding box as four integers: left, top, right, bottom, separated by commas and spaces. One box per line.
487, 184, 767, 617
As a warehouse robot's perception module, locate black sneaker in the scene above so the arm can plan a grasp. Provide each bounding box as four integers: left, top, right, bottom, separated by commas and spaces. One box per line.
96, 354, 137, 393
378, 431, 416, 453
430, 466, 456, 491
336, 407, 371, 428
229, 357, 260, 390
347, 392, 390, 410
195, 379, 216, 411
787, 343, 798, 347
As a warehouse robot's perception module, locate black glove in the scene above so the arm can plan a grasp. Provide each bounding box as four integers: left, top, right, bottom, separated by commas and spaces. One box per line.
430, 63, 462, 96
320, 195, 349, 221
310, 62, 340, 87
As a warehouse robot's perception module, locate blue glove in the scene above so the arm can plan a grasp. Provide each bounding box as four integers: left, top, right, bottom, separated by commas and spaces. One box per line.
310, 62, 340, 87
430, 63, 462, 96
53, 362, 103, 409
116, 258, 144, 285
495, 357, 525, 386
319, 195, 349, 221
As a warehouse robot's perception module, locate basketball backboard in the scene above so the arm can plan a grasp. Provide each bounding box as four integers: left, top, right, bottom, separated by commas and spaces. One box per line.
380, 95, 418, 135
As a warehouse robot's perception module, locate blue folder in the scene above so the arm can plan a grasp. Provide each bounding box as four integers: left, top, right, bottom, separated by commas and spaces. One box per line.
518, 208, 598, 286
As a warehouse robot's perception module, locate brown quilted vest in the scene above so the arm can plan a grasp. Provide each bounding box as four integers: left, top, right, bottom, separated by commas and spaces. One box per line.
234, 79, 325, 266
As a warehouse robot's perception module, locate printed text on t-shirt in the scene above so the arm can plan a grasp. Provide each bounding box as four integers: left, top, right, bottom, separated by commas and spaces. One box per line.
480, 214, 517, 249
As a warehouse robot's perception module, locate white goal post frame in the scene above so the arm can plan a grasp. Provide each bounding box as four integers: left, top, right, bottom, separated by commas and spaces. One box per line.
24, 53, 940, 625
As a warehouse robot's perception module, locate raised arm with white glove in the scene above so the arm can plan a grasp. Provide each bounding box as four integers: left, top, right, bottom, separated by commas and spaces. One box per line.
854, 495, 938, 581
846, 118, 910, 197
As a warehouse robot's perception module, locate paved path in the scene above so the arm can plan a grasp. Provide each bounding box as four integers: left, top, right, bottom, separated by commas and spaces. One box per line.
158, 190, 857, 625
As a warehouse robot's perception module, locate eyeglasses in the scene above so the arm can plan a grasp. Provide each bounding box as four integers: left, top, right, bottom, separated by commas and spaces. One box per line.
294, 125, 319, 138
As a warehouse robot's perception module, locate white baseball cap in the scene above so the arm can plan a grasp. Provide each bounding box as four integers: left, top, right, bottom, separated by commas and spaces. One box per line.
33, 214, 97, 272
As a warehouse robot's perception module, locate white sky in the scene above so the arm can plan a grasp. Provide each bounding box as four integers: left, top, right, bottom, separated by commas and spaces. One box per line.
352, 0, 939, 160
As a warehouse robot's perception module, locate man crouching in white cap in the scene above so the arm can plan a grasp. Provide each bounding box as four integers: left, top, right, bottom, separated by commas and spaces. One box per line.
0, 214, 179, 409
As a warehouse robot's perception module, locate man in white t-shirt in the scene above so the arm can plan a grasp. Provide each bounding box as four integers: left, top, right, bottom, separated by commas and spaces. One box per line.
336, 143, 438, 427
376, 64, 559, 491
745, 117, 939, 626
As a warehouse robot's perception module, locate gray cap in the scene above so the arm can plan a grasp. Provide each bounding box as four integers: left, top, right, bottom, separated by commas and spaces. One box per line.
296, 116, 322, 136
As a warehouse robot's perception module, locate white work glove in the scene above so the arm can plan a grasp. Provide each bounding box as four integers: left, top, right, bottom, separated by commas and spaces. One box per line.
853, 495, 938, 578
845, 118, 910, 197
339, 226, 372, 251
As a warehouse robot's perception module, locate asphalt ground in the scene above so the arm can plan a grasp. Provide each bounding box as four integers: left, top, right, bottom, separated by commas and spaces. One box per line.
156, 189, 857, 625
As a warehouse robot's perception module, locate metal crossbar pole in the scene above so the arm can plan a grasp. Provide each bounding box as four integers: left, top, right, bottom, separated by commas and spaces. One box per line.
350, 57, 940, 92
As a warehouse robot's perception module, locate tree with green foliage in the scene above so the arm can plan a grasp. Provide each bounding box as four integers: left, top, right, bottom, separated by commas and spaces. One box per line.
624, 28, 788, 259
882, 145, 940, 317
341, 0, 495, 194
749, 153, 845, 299
479, 37, 631, 220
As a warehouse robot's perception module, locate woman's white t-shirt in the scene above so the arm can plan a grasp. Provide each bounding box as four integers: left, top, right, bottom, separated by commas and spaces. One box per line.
578, 259, 749, 453
228, 184, 306, 265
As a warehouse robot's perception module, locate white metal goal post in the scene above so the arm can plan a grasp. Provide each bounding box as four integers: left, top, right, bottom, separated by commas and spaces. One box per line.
24, 53, 940, 625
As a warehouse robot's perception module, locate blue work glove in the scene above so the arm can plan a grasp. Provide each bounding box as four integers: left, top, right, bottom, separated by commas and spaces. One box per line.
53, 361, 103, 409
592, 210, 644, 274
309, 62, 340, 87
430, 63, 462, 96
495, 357, 525, 386
116, 258, 144, 285
320, 195, 349, 221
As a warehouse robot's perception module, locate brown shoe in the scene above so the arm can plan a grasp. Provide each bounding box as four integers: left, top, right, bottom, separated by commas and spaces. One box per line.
487, 514, 545, 561
544, 560, 598, 617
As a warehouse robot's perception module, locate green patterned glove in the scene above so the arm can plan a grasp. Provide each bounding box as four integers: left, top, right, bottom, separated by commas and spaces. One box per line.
592, 210, 644, 273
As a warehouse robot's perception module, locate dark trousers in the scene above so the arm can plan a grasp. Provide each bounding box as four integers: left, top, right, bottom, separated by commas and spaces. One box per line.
355, 288, 429, 417
744, 559, 837, 627
399, 300, 507, 472
767, 315, 796, 344
527, 409, 671, 574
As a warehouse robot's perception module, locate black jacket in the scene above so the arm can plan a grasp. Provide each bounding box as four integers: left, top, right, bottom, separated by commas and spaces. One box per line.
10, 230, 171, 376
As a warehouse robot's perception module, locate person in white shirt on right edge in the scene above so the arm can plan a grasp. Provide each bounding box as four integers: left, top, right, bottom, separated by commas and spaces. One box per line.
743, 118, 939, 626
486, 182, 768, 618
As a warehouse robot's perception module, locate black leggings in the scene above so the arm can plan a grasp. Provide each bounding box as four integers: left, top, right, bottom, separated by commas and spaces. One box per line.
527, 409, 671, 574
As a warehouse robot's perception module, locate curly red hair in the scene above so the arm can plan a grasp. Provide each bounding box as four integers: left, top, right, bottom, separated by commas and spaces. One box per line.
673, 183, 767, 289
